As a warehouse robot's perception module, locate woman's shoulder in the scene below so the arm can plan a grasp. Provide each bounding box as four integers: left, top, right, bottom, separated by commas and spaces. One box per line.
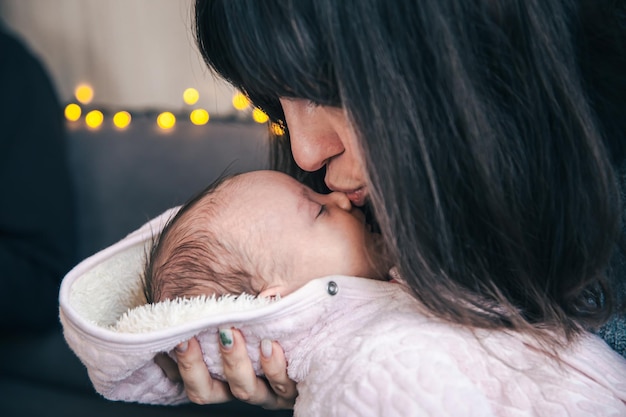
326, 312, 626, 416
299, 310, 497, 417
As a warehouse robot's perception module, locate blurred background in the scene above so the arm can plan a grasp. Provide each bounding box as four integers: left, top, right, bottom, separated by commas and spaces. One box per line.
0, 0, 236, 115
0, 2, 289, 416
0, 0, 275, 260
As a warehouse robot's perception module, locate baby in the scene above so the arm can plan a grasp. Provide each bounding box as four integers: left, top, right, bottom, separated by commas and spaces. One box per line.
64, 170, 626, 415
143, 170, 392, 304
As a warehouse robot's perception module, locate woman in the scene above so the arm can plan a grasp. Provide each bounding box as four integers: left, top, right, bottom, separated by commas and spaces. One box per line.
168, 0, 626, 411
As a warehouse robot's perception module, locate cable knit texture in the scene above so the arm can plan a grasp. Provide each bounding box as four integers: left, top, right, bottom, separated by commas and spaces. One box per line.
59, 209, 626, 416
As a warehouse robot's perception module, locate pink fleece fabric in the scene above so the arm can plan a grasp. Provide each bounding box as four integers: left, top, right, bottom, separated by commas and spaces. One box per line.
59, 209, 626, 416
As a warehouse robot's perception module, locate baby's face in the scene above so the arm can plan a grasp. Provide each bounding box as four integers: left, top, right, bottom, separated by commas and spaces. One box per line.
219, 170, 390, 295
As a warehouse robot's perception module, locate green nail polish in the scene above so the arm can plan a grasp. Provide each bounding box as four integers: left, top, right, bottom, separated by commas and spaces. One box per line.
219, 328, 233, 349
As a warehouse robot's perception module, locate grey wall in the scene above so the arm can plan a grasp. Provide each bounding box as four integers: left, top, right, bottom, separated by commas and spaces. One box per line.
68, 119, 269, 260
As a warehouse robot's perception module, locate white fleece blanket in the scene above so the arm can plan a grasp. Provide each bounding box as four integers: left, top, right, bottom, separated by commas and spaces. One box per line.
59, 207, 345, 404
60, 209, 626, 416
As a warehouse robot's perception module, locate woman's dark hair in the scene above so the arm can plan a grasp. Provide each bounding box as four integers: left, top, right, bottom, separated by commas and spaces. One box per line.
195, 0, 626, 343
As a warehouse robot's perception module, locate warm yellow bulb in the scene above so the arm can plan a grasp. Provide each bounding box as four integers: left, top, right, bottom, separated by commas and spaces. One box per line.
113, 111, 132, 129
252, 108, 269, 124
232, 92, 250, 110
75, 84, 94, 104
65, 103, 82, 122
157, 112, 176, 130
190, 109, 209, 126
85, 110, 104, 129
270, 122, 285, 136
183, 88, 200, 105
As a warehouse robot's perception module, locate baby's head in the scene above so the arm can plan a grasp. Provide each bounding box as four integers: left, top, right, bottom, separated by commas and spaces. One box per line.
144, 170, 390, 303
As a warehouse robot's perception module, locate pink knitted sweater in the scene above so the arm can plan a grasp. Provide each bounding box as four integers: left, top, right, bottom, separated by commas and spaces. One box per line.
60, 209, 626, 416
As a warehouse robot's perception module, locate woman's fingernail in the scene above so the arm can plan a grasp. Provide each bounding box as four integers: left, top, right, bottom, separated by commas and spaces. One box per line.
261, 339, 273, 359
219, 328, 234, 350
175, 341, 188, 353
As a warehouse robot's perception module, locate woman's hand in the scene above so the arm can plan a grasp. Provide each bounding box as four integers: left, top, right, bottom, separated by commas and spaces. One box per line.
158, 328, 297, 409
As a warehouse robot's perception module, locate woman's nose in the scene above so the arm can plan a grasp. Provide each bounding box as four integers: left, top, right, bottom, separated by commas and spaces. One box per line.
326, 191, 352, 211
280, 98, 344, 172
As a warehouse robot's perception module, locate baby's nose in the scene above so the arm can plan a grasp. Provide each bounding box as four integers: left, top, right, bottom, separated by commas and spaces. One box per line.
327, 191, 352, 211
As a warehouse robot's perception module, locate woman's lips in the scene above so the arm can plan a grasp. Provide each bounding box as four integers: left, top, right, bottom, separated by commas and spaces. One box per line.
344, 187, 367, 206
327, 180, 367, 206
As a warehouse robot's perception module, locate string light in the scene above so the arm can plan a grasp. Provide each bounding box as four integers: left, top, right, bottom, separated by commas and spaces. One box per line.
183, 88, 200, 105
190, 109, 209, 126
270, 122, 285, 136
252, 108, 269, 124
85, 110, 104, 129
75, 84, 94, 104
67, 84, 273, 129
65, 103, 82, 121
157, 111, 176, 130
113, 111, 132, 129
232, 92, 250, 110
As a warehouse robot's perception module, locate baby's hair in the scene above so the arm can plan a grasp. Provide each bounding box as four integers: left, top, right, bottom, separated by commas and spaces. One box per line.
143, 173, 258, 304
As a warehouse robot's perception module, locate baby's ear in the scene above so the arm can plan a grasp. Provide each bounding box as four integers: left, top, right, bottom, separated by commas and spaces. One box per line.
258, 285, 286, 299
